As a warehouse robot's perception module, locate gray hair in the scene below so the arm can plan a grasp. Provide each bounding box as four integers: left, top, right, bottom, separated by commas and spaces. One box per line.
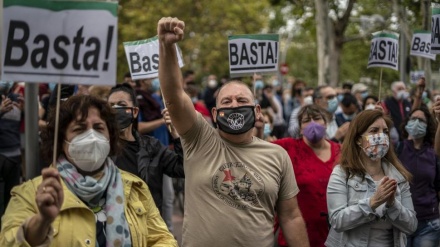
391, 81, 405, 92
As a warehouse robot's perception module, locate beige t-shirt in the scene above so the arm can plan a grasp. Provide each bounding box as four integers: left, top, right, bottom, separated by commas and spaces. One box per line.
181, 113, 299, 247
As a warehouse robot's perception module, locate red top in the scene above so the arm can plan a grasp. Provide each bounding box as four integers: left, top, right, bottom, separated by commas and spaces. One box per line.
273, 138, 340, 247
194, 101, 211, 118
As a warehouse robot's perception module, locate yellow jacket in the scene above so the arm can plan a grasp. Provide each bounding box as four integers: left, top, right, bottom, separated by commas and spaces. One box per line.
0, 170, 177, 247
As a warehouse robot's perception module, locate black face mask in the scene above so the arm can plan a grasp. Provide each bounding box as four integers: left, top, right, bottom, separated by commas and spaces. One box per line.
114, 106, 134, 130
215, 106, 255, 135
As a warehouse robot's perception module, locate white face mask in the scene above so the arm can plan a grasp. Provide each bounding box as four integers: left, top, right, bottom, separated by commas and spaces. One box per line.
365, 104, 376, 110
65, 129, 110, 172
303, 96, 313, 105
208, 79, 218, 88
396, 90, 409, 100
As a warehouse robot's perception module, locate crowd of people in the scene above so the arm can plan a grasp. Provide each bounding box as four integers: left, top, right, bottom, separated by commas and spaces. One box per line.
0, 16, 439, 247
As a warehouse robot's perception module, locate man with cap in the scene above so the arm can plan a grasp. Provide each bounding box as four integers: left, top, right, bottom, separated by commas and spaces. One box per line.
351, 83, 368, 109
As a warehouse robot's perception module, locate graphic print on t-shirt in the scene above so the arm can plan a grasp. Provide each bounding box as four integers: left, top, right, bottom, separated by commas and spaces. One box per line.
212, 162, 265, 209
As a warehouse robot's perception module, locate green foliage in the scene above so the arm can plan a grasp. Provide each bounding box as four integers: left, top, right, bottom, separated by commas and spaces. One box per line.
270, 0, 430, 92
116, 0, 435, 91
117, 0, 270, 83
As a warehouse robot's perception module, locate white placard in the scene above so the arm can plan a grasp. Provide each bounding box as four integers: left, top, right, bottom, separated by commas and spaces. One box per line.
123, 37, 184, 80
431, 3, 440, 54
410, 70, 425, 84
367, 31, 399, 71
1, 0, 118, 85
228, 34, 279, 76
410, 30, 436, 60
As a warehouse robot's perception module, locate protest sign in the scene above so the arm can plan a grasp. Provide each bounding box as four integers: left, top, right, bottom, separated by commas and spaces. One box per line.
431, 3, 440, 54
1, 0, 117, 85
228, 34, 279, 76
410, 70, 425, 84
410, 30, 436, 60
367, 31, 399, 71
123, 37, 184, 80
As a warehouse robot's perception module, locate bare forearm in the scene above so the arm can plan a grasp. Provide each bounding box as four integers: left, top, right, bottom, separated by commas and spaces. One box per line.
138, 119, 165, 134
411, 97, 422, 112
159, 43, 184, 106
280, 216, 310, 247
25, 214, 51, 246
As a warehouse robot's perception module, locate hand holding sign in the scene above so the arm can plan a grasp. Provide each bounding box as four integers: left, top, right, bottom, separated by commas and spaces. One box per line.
414, 77, 426, 98
157, 17, 185, 46
123, 38, 184, 80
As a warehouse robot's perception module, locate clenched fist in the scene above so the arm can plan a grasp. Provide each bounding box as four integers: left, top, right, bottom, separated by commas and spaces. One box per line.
36, 168, 64, 224
157, 17, 185, 46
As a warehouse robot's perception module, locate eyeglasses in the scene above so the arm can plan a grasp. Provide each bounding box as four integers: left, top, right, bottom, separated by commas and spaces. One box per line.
324, 95, 336, 100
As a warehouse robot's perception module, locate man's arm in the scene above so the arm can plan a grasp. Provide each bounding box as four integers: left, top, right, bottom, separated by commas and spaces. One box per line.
158, 17, 197, 135
277, 196, 310, 247
411, 77, 425, 112
138, 119, 165, 135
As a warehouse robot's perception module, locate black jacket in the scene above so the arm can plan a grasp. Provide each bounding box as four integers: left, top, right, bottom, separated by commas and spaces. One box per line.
384, 96, 411, 140
114, 131, 184, 213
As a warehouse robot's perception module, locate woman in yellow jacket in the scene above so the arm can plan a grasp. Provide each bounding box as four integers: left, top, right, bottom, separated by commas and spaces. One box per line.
0, 95, 177, 247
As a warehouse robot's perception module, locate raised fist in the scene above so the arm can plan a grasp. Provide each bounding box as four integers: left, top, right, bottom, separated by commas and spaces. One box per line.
157, 17, 185, 46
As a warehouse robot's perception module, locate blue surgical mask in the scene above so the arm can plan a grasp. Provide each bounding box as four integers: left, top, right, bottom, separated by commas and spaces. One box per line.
263, 123, 271, 137
151, 78, 160, 92
337, 94, 344, 102
272, 79, 280, 87
405, 119, 427, 139
255, 80, 264, 90
422, 91, 427, 99
327, 98, 338, 114
361, 91, 369, 99
48, 83, 57, 92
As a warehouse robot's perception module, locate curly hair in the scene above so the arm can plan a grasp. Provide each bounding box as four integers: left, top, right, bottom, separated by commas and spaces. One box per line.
40, 95, 121, 163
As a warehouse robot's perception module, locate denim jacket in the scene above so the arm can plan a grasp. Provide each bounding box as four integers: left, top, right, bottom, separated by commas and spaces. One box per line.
325, 162, 417, 247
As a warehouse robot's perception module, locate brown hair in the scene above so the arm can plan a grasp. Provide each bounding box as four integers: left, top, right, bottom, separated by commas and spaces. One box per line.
401, 106, 437, 145
340, 110, 412, 181
40, 95, 121, 163
297, 104, 329, 129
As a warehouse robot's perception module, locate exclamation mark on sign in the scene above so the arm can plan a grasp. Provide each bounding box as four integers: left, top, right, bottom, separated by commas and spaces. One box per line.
103, 26, 114, 71
274, 42, 278, 64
